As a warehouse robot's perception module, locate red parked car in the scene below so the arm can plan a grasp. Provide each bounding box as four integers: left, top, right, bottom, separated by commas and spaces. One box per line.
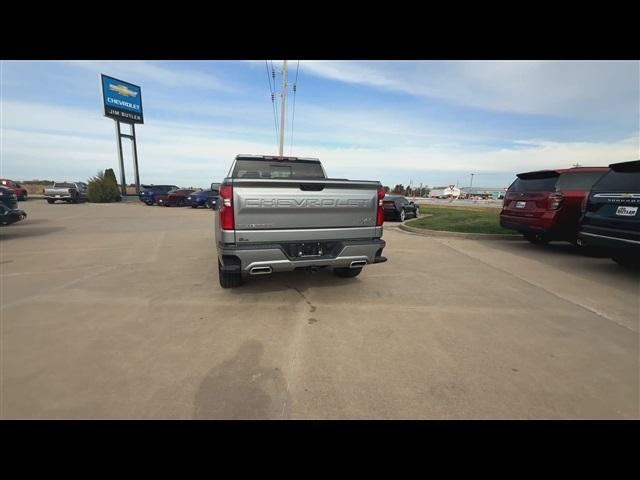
156, 188, 196, 207
0, 179, 28, 201
500, 167, 609, 244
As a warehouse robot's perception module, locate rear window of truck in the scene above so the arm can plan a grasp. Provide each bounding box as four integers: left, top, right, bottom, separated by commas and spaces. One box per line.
232, 160, 325, 179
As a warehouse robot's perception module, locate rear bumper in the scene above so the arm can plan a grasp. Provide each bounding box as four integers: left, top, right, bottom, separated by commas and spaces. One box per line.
500, 213, 562, 235
218, 238, 386, 274
44, 195, 72, 200
578, 227, 640, 252
1, 209, 26, 225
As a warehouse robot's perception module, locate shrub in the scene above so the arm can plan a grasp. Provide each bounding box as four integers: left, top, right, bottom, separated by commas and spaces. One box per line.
87, 170, 121, 203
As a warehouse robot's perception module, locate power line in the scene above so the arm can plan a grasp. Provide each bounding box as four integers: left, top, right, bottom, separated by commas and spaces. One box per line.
271, 61, 280, 148
289, 60, 300, 156
265, 60, 279, 147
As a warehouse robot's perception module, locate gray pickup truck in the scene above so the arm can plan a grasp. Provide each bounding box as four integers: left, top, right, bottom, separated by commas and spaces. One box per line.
213, 155, 387, 288
44, 182, 88, 204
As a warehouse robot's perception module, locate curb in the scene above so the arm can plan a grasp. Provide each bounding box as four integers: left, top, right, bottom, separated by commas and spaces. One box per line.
399, 223, 524, 241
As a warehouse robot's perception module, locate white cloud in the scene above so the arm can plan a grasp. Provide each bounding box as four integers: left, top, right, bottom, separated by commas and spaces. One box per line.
2, 100, 637, 187
300, 60, 640, 118
63, 61, 237, 93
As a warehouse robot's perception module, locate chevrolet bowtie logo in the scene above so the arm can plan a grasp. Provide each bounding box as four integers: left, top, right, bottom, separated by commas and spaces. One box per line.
109, 83, 138, 97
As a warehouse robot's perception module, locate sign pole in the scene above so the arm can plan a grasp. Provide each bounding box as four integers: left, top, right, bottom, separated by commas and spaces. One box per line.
131, 123, 141, 195
115, 120, 127, 196
102, 75, 144, 196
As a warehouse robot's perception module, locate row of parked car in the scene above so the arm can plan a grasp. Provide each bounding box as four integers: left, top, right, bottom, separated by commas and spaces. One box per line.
0, 179, 29, 226
138, 184, 221, 208
499, 159, 639, 268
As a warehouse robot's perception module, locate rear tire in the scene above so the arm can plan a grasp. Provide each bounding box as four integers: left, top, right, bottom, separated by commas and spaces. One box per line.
611, 254, 640, 269
333, 267, 362, 278
47, 199, 55, 204
218, 260, 243, 288
191, 205, 198, 208
524, 233, 549, 245
399, 209, 406, 222
145, 201, 153, 206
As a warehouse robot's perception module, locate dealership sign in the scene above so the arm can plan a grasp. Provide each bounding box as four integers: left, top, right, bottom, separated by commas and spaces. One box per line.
101, 74, 143, 124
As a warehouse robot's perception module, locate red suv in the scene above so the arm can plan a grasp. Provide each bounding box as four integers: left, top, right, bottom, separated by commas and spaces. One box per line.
156, 188, 196, 207
500, 167, 609, 244
0, 179, 28, 201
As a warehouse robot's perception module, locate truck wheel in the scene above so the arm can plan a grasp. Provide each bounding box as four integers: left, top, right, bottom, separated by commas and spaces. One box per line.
333, 267, 362, 278
47, 199, 55, 204
218, 260, 243, 288
611, 254, 640, 269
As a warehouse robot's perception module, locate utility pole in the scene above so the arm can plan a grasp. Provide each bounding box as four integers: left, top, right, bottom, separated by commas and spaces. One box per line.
469, 173, 475, 200
278, 60, 288, 157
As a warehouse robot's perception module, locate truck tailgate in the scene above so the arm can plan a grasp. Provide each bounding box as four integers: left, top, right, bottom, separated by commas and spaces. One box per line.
45, 188, 72, 196
232, 178, 380, 243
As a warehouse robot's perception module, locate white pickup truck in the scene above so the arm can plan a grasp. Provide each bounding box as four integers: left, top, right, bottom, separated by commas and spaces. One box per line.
43, 182, 88, 204
214, 155, 387, 288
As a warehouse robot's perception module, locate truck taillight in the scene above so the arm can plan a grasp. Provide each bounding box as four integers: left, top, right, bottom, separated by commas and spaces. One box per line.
547, 192, 564, 210
219, 185, 234, 230
376, 186, 385, 226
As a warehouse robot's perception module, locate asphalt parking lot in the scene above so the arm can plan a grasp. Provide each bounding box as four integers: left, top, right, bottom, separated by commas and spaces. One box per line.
1, 200, 638, 419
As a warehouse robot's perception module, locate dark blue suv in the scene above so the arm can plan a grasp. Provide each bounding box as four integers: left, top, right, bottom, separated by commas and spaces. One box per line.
139, 185, 178, 205
578, 159, 640, 268
186, 185, 220, 209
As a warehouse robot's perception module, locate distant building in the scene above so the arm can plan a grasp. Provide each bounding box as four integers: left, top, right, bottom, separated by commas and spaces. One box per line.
460, 187, 506, 200
429, 186, 461, 199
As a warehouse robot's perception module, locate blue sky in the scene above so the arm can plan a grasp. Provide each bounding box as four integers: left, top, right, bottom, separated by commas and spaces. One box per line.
1, 60, 638, 189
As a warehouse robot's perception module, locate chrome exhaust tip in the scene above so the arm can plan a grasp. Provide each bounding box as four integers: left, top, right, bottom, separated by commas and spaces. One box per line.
250, 266, 273, 275
349, 260, 367, 268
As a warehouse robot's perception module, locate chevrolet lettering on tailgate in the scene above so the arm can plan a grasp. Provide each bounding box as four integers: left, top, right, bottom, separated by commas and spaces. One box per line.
244, 198, 371, 208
